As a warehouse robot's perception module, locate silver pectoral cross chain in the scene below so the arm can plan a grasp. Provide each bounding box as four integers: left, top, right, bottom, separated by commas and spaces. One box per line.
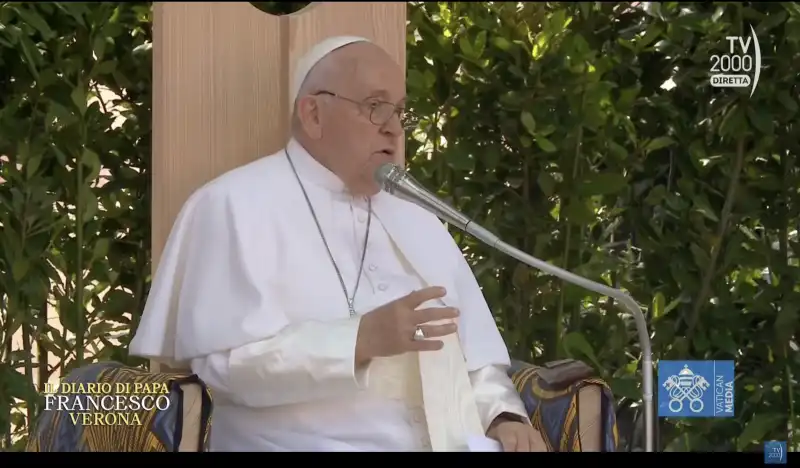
285, 148, 372, 318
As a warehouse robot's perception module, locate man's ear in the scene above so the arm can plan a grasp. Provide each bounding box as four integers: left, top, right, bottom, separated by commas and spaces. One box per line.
296, 96, 323, 140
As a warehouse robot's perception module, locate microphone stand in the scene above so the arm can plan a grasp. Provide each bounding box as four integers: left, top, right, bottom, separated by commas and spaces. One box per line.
463, 223, 655, 453
378, 167, 655, 453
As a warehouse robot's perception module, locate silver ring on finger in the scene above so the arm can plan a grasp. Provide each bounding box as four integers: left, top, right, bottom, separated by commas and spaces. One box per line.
413, 326, 425, 341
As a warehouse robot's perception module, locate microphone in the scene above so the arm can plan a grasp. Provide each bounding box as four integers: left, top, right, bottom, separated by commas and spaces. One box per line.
375, 163, 656, 453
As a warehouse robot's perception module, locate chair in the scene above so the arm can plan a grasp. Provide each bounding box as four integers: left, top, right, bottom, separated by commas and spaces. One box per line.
26, 362, 212, 452
26, 359, 617, 452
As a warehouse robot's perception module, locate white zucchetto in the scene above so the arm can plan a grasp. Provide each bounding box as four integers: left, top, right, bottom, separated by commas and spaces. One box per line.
290, 35, 371, 106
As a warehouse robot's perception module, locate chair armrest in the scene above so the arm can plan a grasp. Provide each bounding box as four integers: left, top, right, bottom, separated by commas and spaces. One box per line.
508, 359, 619, 452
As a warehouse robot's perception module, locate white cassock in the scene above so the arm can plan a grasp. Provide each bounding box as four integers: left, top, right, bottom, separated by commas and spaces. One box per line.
130, 140, 530, 451
130, 35, 529, 452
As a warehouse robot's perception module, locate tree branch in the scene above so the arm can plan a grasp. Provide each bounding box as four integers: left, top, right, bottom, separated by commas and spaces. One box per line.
686, 137, 747, 342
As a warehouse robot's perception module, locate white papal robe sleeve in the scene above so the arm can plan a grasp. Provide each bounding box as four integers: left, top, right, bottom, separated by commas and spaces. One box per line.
468, 365, 532, 431
451, 249, 530, 431
129, 182, 369, 407
191, 320, 370, 408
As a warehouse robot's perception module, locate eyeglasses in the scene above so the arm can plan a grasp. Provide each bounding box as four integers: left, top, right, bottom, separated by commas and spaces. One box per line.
312, 91, 419, 131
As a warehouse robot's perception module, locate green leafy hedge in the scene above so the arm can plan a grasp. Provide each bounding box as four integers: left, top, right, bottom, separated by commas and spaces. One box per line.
1, 1, 798, 452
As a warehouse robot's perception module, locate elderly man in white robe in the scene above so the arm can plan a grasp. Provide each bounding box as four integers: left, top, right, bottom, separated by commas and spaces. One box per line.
130, 36, 547, 452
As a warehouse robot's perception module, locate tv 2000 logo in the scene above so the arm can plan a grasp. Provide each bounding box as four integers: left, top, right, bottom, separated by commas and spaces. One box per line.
709, 25, 762, 97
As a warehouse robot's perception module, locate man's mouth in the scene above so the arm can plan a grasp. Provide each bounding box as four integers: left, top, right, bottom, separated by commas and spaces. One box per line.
378, 149, 395, 158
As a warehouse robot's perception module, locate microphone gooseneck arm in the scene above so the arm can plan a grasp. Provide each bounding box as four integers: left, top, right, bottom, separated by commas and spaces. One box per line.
376, 163, 655, 453
465, 224, 654, 454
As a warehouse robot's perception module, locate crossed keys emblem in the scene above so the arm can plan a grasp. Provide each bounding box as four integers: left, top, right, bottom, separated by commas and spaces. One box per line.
662, 365, 710, 413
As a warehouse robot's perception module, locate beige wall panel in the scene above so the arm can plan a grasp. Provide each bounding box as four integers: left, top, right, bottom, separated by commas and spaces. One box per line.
150, 2, 406, 372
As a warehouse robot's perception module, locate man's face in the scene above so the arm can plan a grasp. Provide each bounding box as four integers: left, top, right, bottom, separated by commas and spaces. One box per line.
309, 44, 405, 196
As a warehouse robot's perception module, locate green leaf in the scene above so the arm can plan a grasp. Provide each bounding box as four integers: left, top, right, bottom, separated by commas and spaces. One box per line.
458, 35, 474, 58
737, 413, 784, 450
520, 111, 536, 135
719, 104, 747, 138
93, 35, 107, 62
17, 35, 41, 79
492, 36, 512, 51
562, 200, 595, 225
91, 60, 118, 77
562, 331, 601, 369
53, 3, 88, 27
710, 329, 740, 356
445, 149, 475, 172
644, 136, 675, 153
537, 124, 556, 136
617, 85, 641, 111
607, 141, 627, 160
776, 90, 798, 113
12, 259, 30, 282
636, 24, 662, 50
690, 243, 710, 270
756, 11, 787, 34
407, 69, 426, 92
644, 185, 667, 206
691, 195, 719, 222
473, 30, 487, 58
71, 83, 87, 116
91, 238, 110, 264
651, 292, 665, 319
609, 377, 641, 400
0, 365, 36, 399
537, 172, 557, 197
774, 300, 798, 345
87, 322, 117, 340
663, 296, 682, 317
25, 152, 42, 179
14, 6, 56, 41
746, 107, 774, 135
101, 290, 136, 319
81, 148, 102, 183
80, 189, 99, 223
535, 136, 557, 153
575, 172, 627, 196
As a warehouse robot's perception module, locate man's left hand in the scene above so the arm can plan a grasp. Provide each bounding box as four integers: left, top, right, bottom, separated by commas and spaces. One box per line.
486, 417, 547, 452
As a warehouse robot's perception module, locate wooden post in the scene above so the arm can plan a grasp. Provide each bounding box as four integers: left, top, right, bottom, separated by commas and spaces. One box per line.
150, 2, 406, 372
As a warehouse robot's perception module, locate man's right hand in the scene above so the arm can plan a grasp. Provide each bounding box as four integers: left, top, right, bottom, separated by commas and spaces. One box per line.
354, 286, 459, 366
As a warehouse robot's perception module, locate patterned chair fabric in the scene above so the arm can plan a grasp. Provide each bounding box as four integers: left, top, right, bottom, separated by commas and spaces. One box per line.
28, 359, 618, 452
508, 359, 619, 452
26, 361, 213, 452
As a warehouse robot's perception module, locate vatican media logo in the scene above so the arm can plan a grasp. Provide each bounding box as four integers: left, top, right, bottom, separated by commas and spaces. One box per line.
709, 25, 762, 97
657, 360, 735, 418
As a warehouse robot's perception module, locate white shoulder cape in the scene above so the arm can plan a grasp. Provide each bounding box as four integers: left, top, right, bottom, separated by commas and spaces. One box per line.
129, 147, 510, 373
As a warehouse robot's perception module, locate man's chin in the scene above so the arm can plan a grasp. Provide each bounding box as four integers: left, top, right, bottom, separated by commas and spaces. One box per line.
347, 181, 382, 199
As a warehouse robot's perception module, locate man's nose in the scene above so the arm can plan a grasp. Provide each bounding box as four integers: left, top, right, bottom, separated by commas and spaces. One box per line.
380, 112, 403, 137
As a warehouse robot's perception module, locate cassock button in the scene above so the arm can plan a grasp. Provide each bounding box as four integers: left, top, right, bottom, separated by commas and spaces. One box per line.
368, 264, 378, 272
357, 213, 367, 223
378, 283, 389, 291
